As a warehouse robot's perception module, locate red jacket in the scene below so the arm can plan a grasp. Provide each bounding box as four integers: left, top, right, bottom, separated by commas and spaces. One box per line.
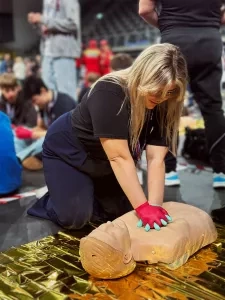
100, 50, 113, 75
83, 48, 101, 75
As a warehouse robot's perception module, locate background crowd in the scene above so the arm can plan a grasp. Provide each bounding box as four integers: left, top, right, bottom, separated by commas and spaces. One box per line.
0, 0, 224, 201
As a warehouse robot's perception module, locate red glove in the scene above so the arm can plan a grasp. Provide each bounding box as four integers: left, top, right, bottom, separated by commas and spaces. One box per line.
135, 202, 172, 231
15, 126, 33, 139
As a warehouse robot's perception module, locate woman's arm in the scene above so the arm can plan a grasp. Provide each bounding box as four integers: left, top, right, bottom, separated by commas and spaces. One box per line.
146, 145, 168, 206
100, 138, 147, 209
139, 0, 159, 28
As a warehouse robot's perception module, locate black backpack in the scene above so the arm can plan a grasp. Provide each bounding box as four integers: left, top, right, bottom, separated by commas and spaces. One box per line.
182, 127, 209, 163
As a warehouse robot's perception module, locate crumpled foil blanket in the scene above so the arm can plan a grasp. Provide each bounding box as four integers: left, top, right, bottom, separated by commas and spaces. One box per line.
0, 223, 224, 300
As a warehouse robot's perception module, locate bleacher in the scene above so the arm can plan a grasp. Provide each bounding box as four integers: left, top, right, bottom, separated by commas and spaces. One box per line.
81, 0, 160, 52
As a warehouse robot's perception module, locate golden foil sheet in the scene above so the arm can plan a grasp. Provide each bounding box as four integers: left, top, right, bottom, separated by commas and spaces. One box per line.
0, 223, 225, 299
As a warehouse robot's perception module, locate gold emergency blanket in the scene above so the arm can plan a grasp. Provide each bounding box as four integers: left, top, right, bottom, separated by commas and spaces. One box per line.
0, 223, 224, 300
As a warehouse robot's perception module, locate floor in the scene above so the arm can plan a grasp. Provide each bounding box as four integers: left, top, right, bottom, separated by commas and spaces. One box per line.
0, 159, 224, 253
0, 171, 60, 252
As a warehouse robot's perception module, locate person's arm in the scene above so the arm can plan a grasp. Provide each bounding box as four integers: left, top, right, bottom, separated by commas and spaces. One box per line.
36, 114, 47, 130
100, 138, 147, 209
138, 0, 159, 28
221, 5, 225, 24
24, 103, 38, 128
41, 0, 79, 34
146, 145, 168, 206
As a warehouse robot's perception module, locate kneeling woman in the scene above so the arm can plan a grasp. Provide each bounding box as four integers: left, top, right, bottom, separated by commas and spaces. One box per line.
28, 44, 188, 231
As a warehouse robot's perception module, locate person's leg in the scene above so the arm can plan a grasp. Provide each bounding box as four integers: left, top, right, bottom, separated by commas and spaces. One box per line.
53, 57, 77, 101
28, 156, 95, 229
164, 151, 180, 186
190, 59, 225, 187
42, 56, 57, 90
17, 137, 45, 162
14, 136, 31, 155
162, 28, 225, 187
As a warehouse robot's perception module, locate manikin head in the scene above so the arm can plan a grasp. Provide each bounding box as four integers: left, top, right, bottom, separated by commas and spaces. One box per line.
80, 220, 136, 279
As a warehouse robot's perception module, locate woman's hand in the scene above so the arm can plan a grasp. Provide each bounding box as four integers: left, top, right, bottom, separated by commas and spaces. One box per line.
135, 202, 172, 231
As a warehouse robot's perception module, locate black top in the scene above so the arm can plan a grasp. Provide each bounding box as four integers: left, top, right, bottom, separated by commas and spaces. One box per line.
40, 92, 76, 128
0, 91, 37, 127
158, 0, 221, 32
71, 81, 167, 161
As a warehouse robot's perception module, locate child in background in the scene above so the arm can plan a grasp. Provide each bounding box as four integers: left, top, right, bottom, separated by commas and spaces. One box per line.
0, 112, 22, 196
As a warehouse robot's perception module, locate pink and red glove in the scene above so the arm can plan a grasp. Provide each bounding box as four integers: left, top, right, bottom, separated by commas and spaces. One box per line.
15, 126, 33, 139
135, 202, 172, 231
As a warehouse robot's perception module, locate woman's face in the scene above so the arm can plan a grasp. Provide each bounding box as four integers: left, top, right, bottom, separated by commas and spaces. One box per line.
145, 82, 177, 110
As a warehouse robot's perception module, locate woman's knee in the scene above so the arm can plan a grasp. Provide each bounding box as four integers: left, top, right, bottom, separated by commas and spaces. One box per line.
53, 207, 93, 230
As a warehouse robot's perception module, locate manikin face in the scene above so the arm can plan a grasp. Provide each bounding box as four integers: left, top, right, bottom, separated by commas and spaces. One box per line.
145, 82, 178, 110
80, 220, 136, 279
2, 86, 20, 104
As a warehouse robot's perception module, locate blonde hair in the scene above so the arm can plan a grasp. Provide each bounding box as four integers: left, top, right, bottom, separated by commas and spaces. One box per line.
92, 43, 188, 154
0, 73, 18, 89
15, 56, 23, 63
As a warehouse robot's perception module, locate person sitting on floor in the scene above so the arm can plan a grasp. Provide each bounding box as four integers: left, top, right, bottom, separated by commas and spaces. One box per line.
17, 76, 76, 171
0, 112, 22, 196
0, 73, 37, 127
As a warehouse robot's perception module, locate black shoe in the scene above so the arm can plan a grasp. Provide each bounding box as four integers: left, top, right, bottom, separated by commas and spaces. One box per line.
211, 207, 225, 224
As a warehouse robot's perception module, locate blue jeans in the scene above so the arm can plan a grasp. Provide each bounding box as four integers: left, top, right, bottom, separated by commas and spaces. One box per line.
42, 56, 77, 101
14, 136, 45, 162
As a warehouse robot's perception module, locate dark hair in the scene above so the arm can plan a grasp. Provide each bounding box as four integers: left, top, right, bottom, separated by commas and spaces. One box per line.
23, 76, 48, 100
110, 53, 133, 71
87, 72, 100, 84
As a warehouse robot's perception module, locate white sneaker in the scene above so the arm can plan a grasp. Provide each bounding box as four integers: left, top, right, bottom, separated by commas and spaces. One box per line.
213, 173, 225, 189
165, 171, 180, 186
36, 186, 48, 199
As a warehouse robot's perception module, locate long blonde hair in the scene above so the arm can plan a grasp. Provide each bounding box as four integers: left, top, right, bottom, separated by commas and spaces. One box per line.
91, 43, 188, 154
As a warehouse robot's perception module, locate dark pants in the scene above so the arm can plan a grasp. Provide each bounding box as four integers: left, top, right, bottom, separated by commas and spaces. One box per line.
162, 27, 225, 173
27, 113, 132, 229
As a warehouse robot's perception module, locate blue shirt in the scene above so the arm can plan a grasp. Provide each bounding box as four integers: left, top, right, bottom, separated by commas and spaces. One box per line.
0, 112, 22, 195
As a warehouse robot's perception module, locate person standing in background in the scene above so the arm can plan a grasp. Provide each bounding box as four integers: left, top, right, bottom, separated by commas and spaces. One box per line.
82, 40, 101, 77
139, 0, 225, 189
28, 0, 81, 101
99, 40, 113, 76
1, 54, 13, 74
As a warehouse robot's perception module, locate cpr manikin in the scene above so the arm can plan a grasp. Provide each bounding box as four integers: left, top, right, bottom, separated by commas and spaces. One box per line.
80, 202, 217, 279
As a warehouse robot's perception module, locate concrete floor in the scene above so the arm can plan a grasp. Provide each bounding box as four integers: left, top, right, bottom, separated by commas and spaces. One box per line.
0, 162, 224, 252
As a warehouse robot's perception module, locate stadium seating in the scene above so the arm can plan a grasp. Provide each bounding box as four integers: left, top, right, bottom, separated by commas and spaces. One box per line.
81, 0, 159, 50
